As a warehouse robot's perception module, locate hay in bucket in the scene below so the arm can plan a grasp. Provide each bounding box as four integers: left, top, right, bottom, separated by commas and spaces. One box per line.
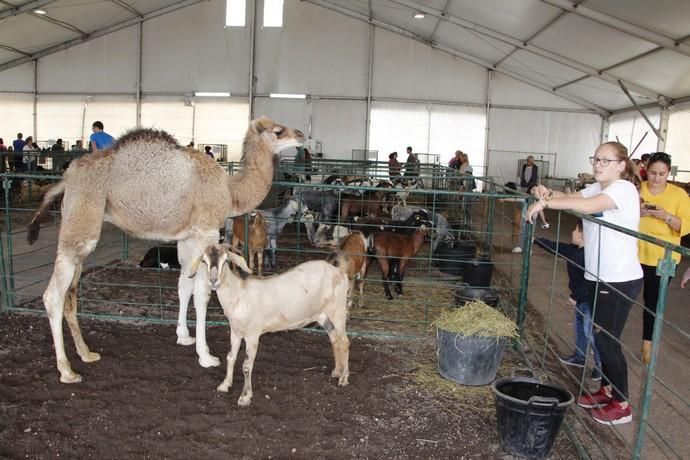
433, 300, 519, 339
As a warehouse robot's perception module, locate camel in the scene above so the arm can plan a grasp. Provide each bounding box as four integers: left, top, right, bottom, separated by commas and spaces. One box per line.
26, 116, 304, 383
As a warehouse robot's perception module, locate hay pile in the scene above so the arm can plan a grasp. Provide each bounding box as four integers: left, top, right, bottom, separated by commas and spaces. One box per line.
433, 300, 519, 339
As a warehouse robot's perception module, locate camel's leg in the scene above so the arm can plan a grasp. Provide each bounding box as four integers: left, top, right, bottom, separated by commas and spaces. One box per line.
45, 237, 99, 383
217, 330, 242, 393
175, 238, 196, 346
63, 263, 100, 363
192, 262, 220, 367
238, 335, 260, 406
44, 255, 81, 383
179, 230, 222, 367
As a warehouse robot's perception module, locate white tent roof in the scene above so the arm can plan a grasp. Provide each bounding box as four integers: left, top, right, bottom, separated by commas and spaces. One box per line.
1, 0, 689, 113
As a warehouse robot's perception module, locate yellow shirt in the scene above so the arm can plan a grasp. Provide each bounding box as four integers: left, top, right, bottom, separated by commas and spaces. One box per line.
638, 182, 690, 266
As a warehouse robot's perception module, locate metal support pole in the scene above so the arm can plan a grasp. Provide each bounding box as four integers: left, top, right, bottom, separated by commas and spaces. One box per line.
0, 177, 12, 312
484, 69, 492, 177
247, 0, 257, 120
135, 22, 143, 128
364, 23, 374, 151
33, 60, 38, 141
632, 248, 676, 459
657, 107, 670, 152
2, 177, 15, 308
516, 198, 534, 338
618, 80, 663, 141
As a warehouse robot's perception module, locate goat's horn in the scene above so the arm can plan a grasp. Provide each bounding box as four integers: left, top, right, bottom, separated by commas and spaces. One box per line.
187, 256, 203, 278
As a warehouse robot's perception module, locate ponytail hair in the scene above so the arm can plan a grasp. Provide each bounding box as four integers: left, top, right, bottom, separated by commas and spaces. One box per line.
600, 141, 638, 186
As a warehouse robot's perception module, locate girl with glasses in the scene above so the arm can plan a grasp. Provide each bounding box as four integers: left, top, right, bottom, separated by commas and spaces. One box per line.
637, 152, 690, 364
526, 141, 643, 426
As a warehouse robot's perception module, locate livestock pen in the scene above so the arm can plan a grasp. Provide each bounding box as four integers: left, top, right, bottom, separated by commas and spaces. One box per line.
0, 163, 688, 459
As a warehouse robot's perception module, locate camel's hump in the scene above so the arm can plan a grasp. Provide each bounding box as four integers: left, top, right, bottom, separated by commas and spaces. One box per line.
112, 128, 180, 151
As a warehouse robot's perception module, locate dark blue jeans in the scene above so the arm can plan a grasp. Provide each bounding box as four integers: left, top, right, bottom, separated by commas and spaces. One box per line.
588, 278, 643, 403
573, 301, 602, 370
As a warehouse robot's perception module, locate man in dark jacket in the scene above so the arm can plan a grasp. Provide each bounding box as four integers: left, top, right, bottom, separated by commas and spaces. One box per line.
519, 155, 539, 191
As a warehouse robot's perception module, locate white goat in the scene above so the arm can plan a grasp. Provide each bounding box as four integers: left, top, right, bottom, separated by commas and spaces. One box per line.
191, 244, 350, 406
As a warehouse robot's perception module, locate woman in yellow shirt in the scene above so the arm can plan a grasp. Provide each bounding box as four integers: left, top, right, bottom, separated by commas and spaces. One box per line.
638, 152, 690, 363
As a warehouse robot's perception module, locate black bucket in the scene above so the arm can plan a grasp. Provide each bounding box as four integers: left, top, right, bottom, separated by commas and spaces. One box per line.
454, 284, 500, 308
462, 256, 493, 287
434, 242, 477, 276
491, 377, 574, 460
437, 328, 507, 386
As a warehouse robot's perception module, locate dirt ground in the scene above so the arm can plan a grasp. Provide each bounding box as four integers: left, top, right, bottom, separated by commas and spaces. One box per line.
0, 310, 582, 459
0, 194, 585, 459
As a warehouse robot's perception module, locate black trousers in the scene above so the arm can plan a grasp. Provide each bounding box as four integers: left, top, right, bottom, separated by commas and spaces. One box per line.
641, 264, 673, 341
588, 278, 643, 403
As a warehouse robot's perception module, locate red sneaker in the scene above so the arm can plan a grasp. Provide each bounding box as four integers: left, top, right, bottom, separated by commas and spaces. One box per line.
591, 400, 632, 425
577, 387, 613, 409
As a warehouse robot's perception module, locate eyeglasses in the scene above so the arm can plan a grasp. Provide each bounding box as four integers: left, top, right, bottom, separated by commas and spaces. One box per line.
589, 157, 623, 167
648, 152, 672, 164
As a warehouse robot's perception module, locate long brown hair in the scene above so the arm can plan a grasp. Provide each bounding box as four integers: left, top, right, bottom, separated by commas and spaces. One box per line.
600, 141, 638, 186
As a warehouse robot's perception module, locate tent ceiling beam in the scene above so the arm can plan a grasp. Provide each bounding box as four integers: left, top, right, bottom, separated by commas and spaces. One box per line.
0, 0, 205, 73
0, 0, 57, 21
541, 0, 690, 58
428, 0, 452, 43
304, 0, 609, 116
111, 0, 143, 18
29, 11, 87, 37
387, 0, 665, 102
493, 10, 567, 67
0, 43, 31, 56
618, 79, 663, 141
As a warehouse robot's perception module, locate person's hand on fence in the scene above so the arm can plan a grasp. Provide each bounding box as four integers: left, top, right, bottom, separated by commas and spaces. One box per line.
531, 184, 551, 200
681, 267, 690, 289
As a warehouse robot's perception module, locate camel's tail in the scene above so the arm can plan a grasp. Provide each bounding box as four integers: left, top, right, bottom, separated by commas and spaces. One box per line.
27, 181, 65, 245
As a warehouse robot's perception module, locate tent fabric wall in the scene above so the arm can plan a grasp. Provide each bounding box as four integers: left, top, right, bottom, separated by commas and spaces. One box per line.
666, 103, 690, 182
37, 27, 139, 94
607, 110, 661, 158
372, 28, 488, 104
487, 108, 601, 186
141, 97, 196, 146
9, 0, 690, 182
310, 99, 367, 159
254, 0, 370, 97
142, 0, 250, 94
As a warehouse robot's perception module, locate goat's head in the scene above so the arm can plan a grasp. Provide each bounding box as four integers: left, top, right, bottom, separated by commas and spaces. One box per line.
189, 244, 251, 290
250, 116, 305, 154
412, 210, 433, 229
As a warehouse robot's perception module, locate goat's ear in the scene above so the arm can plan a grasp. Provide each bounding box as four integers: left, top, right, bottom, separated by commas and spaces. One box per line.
225, 250, 251, 275
187, 256, 204, 278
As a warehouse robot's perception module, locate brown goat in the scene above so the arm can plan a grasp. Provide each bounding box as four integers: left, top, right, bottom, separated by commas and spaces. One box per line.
368, 228, 429, 300
340, 191, 385, 219
333, 231, 368, 307
231, 212, 267, 276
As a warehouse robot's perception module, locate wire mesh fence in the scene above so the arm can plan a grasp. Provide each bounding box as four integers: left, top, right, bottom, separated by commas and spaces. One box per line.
1, 162, 688, 459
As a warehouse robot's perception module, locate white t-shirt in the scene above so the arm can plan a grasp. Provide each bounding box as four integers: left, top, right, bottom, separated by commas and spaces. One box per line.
580, 180, 642, 282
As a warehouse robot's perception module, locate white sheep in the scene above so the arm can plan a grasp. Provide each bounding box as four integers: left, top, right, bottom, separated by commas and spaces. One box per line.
191, 244, 350, 406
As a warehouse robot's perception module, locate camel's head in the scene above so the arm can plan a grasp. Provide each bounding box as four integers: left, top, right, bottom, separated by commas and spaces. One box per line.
251, 116, 305, 155
189, 244, 251, 290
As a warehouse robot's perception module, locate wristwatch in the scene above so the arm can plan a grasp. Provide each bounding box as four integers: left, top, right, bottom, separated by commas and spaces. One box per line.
665, 214, 673, 224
